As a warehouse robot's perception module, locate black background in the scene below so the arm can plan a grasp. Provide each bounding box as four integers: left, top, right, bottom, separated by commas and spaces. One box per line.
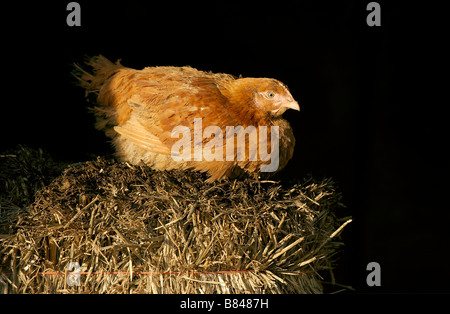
1, 1, 449, 293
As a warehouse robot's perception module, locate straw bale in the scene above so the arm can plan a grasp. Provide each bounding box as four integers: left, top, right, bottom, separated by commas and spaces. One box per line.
0, 146, 350, 294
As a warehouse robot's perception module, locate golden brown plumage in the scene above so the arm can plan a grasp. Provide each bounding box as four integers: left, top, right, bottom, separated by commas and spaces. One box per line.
74, 55, 300, 181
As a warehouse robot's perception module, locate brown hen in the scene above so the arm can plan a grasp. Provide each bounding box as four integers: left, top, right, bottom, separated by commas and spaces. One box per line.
74, 56, 299, 181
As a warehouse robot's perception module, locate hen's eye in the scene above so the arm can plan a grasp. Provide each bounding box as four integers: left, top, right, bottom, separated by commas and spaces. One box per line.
266, 91, 275, 98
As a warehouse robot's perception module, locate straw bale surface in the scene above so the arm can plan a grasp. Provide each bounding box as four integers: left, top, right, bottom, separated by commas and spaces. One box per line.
0, 146, 350, 293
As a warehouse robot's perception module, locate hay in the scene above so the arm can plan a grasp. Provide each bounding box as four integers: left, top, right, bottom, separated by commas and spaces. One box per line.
0, 146, 351, 294
0, 145, 65, 210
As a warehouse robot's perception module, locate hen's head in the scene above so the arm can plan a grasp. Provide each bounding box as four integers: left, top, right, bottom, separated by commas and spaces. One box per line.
233, 78, 300, 117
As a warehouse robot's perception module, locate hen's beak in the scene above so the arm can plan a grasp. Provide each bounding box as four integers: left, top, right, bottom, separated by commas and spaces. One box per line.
283, 101, 300, 111
271, 100, 300, 116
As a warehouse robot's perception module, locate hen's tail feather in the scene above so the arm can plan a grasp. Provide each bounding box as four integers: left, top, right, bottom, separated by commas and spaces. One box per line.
72, 55, 124, 96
